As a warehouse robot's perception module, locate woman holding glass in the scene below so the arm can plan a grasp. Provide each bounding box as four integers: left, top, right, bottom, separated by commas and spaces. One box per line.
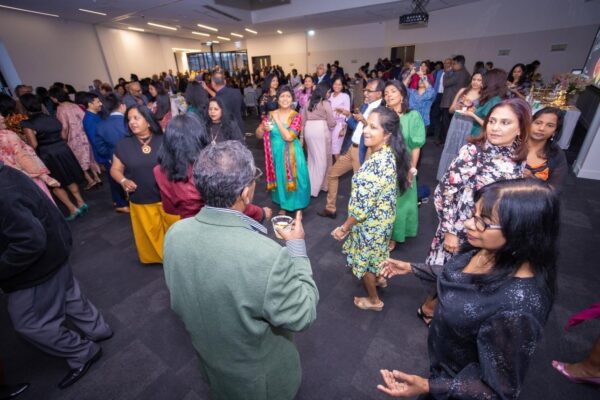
256, 85, 310, 214
329, 76, 351, 158
331, 106, 410, 311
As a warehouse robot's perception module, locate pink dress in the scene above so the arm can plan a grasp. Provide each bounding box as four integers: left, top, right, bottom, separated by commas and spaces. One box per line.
56, 102, 99, 173
328, 92, 351, 155
0, 129, 57, 202
294, 87, 312, 114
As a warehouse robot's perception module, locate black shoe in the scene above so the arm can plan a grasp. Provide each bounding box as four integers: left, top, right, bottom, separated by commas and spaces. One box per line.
317, 209, 337, 219
0, 383, 29, 400
58, 348, 103, 389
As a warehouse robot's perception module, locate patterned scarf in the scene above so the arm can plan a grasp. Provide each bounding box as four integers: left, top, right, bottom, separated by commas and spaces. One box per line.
262, 111, 301, 192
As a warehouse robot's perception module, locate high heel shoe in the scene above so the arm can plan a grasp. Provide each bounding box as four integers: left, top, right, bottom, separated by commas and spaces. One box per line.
78, 203, 89, 215
552, 361, 600, 386
65, 209, 81, 221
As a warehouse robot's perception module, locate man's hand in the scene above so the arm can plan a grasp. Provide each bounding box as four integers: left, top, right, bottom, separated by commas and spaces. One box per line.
278, 211, 304, 240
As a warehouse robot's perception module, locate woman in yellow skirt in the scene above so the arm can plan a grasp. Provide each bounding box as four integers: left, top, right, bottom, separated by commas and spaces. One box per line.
110, 105, 178, 264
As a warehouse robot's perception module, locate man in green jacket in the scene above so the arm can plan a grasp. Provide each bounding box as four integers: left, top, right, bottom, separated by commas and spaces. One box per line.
163, 141, 319, 400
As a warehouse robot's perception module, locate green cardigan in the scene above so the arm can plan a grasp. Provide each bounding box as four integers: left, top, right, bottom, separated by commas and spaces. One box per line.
163, 207, 319, 400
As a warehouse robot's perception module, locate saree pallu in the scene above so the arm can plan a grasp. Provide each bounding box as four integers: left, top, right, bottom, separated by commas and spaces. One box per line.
129, 202, 179, 264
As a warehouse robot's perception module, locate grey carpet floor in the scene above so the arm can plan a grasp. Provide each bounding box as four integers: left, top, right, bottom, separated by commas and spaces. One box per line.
1, 116, 599, 400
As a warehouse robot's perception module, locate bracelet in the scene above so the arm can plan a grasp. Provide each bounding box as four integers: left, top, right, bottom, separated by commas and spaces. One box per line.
409, 167, 418, 176
119, 177, 127, 184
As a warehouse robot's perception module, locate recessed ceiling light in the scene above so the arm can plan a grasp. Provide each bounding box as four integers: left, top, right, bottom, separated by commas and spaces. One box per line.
245, 28, 258, 35
147, 22, 177, 31
0, 4, 59, 17
212, 40, 220, 44
217, 36, 230, 41
197, 24, 218, 32
307, 30, 315, 36
128, 27, 145, 32
192, 31, 210, 37
230, 32, 244, 38
78, 8, 107, 16
277, 30, 283, 34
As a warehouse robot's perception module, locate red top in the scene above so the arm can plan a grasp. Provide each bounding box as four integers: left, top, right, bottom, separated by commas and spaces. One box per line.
409, 73, 435, 89
153, 165, 264, 221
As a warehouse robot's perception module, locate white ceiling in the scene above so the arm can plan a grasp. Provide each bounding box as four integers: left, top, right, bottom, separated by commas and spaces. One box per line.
0, 0, 481, 41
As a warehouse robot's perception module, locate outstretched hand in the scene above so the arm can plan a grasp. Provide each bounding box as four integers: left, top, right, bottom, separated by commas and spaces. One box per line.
379, 259, 412, 278
377, 369, 429, 398
277, 211, 305, 240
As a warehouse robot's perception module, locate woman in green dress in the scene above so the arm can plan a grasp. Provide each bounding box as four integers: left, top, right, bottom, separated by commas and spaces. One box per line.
459, 68, 508, 138
256, 85, 310, 213
384, 80, 426, 250
331, 106, 411, 311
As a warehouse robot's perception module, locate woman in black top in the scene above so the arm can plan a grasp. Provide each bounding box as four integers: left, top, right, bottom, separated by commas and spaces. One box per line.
377, 178, 559, 399
148, 81, 171, 130
525, 107, 568, 192
19, 93, 87, 220
258, 73, 279, 117
110, 105, 178, 264
205, 97, 244, 144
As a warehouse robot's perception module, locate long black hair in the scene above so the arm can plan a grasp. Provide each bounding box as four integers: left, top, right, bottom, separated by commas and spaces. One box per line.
0, 93, 17, 117
465, 178, 560, 305
307, 82, 330, 112
205, 97, 243, 142
532, 107, 563, 161
125, 105, 162, 136
508, 63, 527, 86
158, 113, 208, 182
262, 73, 279, 93
383, 80, 409, 114
49, 86, 71, 103
369, 106, 411, 193
480, 68, 508, 105
184, 81, 209, 115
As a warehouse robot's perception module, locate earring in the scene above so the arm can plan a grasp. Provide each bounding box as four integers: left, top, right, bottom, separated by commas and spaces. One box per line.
550, 135, 555, 142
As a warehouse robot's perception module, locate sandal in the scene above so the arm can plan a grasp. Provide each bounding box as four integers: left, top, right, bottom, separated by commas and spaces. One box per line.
552, 361, 600, 385
354, 297, 384, 312
417, 306, 433, 327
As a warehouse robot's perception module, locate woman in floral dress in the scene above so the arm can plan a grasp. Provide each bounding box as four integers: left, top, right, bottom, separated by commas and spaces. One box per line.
331, 106, 410, 311
419, 98, 529, 323
50, 86, 101, 190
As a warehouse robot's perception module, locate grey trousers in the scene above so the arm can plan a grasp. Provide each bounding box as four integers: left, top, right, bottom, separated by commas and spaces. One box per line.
7, 261, 112, 369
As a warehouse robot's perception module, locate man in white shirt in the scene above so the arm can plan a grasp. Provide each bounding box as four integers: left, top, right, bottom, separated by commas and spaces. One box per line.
318, 79, 384, 218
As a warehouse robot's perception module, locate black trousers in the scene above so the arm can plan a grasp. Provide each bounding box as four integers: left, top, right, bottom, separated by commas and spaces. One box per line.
428, 93, 443, 138
7, 261, 112, 368
440, 108, 452, 143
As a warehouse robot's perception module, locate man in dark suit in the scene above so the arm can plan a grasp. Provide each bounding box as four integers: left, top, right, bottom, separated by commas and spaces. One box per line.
439, 55, 471, 144
212, 71, 245, 133
315, 64, 331, 85
95, 93, 129, 213
0, 163, 112, 389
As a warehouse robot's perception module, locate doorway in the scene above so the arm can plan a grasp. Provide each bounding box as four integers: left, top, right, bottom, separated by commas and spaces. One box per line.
391, 45, 415, 64
251, 56, 271, 74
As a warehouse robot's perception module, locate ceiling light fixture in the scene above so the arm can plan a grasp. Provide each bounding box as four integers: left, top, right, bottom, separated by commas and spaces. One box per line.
147, 22, 177, 31
307, 30, 315, 36
128, 27, 145, 32
78, 8, 107, 16
245, 28, 258, 35
212, 40, 220, 44
197, 24, 218, 32
217, 36, 230, 41
277, 30, 283, 34
0, 4, 59, 17
230, 32, 244, 38
192, 31, 210, 37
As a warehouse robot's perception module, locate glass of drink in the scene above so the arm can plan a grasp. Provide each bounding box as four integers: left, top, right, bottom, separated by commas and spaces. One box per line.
271, 215, 293, 239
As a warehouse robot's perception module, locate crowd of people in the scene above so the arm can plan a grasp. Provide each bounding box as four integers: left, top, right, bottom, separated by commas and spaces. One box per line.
0, 53, 596, 400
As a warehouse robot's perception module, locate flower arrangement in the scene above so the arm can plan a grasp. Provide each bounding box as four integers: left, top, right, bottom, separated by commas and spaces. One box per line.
553, 73, 591, 95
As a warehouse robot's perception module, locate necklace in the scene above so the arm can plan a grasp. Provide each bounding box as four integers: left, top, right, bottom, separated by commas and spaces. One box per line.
476, 251, 493, 270
210, 123, 221, 145
137, 134, 152, 154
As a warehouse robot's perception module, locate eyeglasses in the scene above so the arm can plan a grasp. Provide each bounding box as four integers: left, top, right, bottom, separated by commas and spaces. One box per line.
364, 89, 380, 93
472, 215, 502, 232
253, 167, 263, 182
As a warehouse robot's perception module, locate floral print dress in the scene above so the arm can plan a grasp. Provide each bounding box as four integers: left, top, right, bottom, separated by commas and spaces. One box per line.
343, 145, 397, 279
426, 141, 524, 266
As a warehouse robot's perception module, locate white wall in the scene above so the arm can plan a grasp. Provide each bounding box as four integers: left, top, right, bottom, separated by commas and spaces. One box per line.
246, 32, 307, 75
0, 9, 109, 90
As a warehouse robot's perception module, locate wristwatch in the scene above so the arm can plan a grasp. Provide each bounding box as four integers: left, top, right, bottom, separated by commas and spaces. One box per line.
410, 167, 418, 176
